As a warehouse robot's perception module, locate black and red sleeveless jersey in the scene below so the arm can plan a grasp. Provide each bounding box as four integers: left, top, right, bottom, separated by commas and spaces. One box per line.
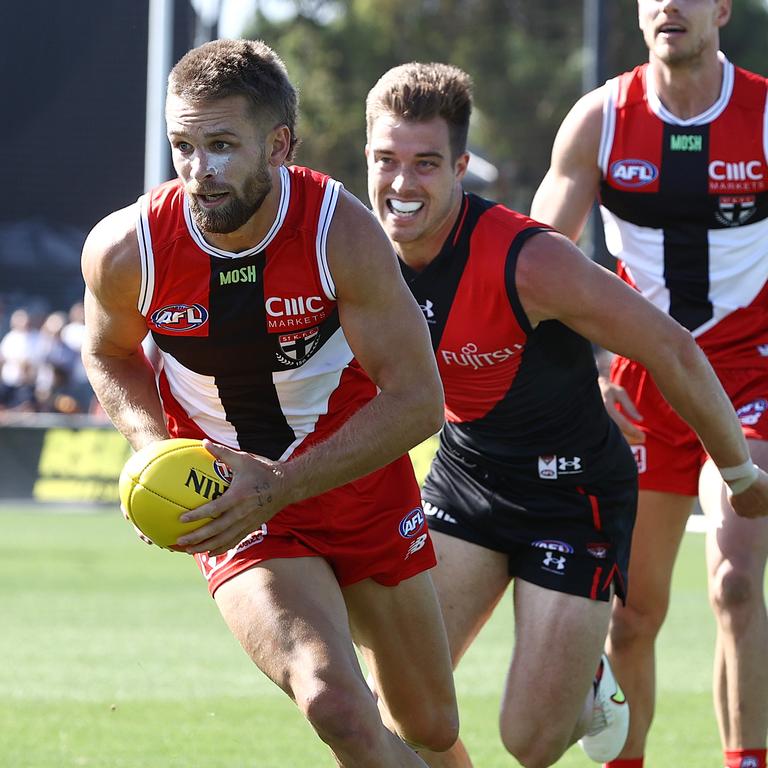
135, 165, 376, 460
402, 192, 615, 466
599, 56, 768, 366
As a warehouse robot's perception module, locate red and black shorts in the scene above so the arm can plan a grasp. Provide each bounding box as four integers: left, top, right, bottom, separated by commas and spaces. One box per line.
422, 437, 637, 603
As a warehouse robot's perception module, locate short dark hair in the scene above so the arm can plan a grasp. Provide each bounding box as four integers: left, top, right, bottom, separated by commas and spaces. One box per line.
366, 62, 473, 160
168, 39, 299, 161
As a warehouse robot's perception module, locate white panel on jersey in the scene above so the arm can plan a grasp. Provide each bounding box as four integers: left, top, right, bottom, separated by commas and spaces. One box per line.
316, 180, 341, 300
183, 165, 291, 259
600, 206, 768, 337
599, 207, 672, 313
136, 195, 156, 316
272, 326, 354, 461
159, 352, 240, 447
696, 218, 768, 336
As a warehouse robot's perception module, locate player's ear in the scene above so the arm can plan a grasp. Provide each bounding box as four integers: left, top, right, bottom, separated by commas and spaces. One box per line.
455, 152, 470, 183
267, 125, 292, 166
715, 0, 732, 29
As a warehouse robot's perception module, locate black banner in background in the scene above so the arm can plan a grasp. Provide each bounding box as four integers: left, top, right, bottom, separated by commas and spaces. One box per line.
0, 421, 132, 504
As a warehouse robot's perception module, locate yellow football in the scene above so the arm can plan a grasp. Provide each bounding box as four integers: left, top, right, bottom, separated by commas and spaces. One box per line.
118, 438, 231, 548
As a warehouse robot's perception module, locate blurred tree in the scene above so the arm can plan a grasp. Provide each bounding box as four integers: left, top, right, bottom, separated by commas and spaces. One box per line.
243, 0, 768, 210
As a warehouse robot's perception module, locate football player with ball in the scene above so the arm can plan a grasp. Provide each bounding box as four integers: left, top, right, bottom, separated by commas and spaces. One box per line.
82, 40, 459, 767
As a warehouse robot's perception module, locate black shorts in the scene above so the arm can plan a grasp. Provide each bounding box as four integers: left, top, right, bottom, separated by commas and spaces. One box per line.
422, 439, 638, 603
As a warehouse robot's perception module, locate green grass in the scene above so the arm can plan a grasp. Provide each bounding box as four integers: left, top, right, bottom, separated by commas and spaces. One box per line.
0, 504, 726, 766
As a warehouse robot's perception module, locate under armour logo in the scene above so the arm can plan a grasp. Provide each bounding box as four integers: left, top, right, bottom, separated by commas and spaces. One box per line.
419, 299, 435, 319
758, 344, 768, 357
543, 552, 566, 570
558, 456, 582, 472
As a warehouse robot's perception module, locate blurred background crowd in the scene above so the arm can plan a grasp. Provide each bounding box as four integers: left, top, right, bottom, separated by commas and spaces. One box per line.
0, 299, 99, 417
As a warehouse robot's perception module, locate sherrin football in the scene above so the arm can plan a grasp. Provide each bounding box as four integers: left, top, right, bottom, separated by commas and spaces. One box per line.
118, 438, 232, 548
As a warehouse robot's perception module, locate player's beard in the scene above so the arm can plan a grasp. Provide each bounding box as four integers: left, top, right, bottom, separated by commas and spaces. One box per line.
188, 162, 273, 234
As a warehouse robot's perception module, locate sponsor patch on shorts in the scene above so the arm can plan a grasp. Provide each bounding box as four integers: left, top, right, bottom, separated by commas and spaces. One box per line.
399, 507, 426, 538
737, 399, 767, 427
631, 444, 647, 473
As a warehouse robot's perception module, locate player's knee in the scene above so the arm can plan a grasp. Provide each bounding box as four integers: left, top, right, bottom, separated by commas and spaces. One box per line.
397, 700, 459, 753
710, 560, 760, 620
299, 681, 381, 754
499, 719, 568, 768
609, 599, 667, 649
500, 710, 573, 768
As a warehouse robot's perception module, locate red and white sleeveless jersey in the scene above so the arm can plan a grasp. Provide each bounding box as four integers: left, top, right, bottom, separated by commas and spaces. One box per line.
135, 165, 376, 460
598, 55, 768, 364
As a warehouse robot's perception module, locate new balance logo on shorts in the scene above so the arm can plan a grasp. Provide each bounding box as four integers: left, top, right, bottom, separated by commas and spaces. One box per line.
405, 534, 428, 559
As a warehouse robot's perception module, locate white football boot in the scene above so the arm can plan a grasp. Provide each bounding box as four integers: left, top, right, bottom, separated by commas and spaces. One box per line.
578, 654, 630, 763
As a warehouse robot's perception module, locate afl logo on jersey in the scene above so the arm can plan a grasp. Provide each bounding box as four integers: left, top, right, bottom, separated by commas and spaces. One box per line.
610, 159, 658, 188
399, 508, 425, 538
151, 304, 208, 332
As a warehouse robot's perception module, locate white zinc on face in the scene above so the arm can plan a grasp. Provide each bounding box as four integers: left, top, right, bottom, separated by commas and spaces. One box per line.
205, 153, 232, 176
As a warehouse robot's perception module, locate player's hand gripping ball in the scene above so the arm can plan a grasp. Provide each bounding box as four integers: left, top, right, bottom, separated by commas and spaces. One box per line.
118, 438, 232, 548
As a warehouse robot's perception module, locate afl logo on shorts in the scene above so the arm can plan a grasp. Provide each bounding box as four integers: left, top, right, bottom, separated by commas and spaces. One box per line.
736, 399, 767, 427
610, 159, 658, 188
151, 303, 208, 332
399, 508, 425, 538
213, 460, 233, 483
531, 539, 574, 554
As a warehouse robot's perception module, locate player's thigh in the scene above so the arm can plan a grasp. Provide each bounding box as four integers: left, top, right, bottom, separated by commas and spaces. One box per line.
427, 529, 511, 663
703, 439, 768, 578
214, 556, 363, 697
501, 578, 610, 730
343, 569, 458, 726
619, 490, 693, 618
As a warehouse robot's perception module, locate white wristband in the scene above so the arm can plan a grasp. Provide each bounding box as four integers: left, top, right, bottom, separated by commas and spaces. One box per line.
719, 460, 759, 494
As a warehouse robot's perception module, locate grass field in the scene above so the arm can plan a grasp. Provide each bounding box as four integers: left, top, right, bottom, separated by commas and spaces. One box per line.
1, 503, 729, 767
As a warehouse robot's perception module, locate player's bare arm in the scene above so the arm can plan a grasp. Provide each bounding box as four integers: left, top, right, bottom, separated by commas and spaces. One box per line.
81, 205, 169, 450
531, 88, 647, 443
516, 231, 768, 517
530, 87, 604, 241
178, 191, 445, 554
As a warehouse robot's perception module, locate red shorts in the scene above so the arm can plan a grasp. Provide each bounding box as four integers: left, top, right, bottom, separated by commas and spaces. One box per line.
610, 357, 768, 496
193, 453, 435, 595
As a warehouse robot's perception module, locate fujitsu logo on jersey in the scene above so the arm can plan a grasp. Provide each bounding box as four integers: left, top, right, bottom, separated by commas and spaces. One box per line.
441, 342, 523, 370
610, 159, 658, 187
